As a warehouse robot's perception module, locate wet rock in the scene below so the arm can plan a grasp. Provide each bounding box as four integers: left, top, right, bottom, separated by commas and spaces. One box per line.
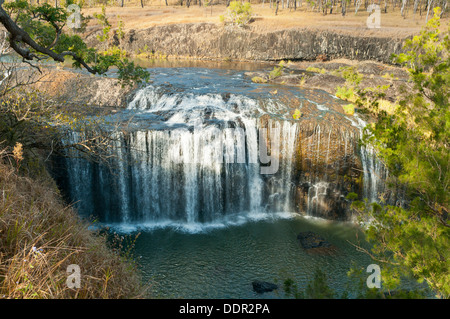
222, 92, 231, 102
252, 280, 279, 294
297, 231, 332, 250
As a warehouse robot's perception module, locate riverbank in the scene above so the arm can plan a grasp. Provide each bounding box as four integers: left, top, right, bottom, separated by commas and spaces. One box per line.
0, 142, 147, 298
81, 4, 449, 63
86, 22, 406, 63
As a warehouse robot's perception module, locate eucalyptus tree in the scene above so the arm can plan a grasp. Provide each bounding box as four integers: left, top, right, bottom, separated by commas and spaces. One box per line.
349, 9, 450, 298
0, 0, 149, 87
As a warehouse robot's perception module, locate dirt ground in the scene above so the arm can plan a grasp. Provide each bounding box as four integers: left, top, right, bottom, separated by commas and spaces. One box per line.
82, 2, 449, 38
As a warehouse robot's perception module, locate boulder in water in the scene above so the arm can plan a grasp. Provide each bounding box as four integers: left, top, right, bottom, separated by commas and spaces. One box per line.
252, 280, 278, 294
297, 231, 333, 250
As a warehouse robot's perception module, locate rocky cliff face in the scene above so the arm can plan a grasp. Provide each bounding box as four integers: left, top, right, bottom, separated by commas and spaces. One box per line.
20, 67, 135, 111
88, 23, 406, 63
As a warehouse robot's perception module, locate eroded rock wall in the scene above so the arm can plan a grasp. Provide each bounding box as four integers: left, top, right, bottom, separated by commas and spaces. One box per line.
89, 23, 406, 63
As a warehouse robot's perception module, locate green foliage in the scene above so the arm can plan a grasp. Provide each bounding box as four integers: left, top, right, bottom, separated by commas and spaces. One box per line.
1, 2, 149, 87
117, 18, 125, 41
93, 6, 111, 43
348, 9, 450, 299
269, 60, 285, 79
281, 278, 304, 299
305, 269, 335, 299
292, 108, 302, 119
220, 1, 253, 27
4, 1, 67, 49
334, 67, 392, 114
306, 67, 326, 74
251, 76, 267, 83
343, 103, 355, 115
339, 66, 363, 86
346, 265, 428, 299
335, 86, 356, 101
345, 192, 359, 201
115, 58, 151, 87
278, 268, 335, 299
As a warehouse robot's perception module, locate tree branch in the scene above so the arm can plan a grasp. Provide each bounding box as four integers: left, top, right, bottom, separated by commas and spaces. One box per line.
0, 5, 96, 75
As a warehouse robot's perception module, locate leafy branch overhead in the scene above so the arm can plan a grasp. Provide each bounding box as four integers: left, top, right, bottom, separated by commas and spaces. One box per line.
0, 0, 149, 87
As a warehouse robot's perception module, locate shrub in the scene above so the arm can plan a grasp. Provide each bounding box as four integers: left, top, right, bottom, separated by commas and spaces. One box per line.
342, 103, 355, 115
219, 1, 253, 27
269, 60, 286, 80
251, 76, 267, 83
292, 109, 302, 119
306, 67, 326, 74
335, 86, 356, 101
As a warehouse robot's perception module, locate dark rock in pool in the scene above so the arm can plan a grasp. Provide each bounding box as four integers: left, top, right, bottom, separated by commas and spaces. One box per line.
297, 231, 333, 250
252, 280, 279, 294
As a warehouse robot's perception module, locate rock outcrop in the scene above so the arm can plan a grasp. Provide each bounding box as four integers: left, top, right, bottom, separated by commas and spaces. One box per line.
297, 231, 337, 254
252, 280, 279, 293
20, 67, 136, 110
86, 23, 406, 64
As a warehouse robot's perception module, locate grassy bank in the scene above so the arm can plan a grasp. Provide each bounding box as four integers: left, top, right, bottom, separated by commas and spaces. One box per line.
82, 3, 448, 37
0, 147, 147, 299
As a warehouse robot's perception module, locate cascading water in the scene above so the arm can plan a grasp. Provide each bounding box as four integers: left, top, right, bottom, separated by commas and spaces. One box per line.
56, 68, 388, 229
61, 86, 285, 226
347, 115, 388, 204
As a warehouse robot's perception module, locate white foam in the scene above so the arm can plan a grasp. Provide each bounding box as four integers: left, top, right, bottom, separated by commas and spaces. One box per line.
98, 211, 298, 234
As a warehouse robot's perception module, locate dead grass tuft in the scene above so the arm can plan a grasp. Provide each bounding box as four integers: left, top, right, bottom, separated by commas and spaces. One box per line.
0, 151, 149, 298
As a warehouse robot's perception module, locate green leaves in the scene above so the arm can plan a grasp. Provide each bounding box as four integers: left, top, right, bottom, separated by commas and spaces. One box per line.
352, 8, 450, 299
116, 59, 150, 88
269, 61, 284, 80
220, 1, 253, 27
94, 6, 111, 43
1, 2, 149, 87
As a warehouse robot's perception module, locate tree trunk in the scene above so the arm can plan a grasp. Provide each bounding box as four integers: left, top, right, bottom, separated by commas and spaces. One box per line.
275, 0, 280, 15
426, 0, 433, 22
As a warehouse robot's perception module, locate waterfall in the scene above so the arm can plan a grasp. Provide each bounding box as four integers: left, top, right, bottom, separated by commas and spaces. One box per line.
348, 114, 388, 204
57, 83, 388, 227
61, 87, 290, 225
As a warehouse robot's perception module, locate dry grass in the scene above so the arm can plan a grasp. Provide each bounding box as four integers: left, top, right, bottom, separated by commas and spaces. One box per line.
82, 2, 450, 37
0, 149, 148, 298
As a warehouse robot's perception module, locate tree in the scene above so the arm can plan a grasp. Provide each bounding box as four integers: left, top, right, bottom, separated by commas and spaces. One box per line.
0, 0, 149, 87
220, 1, 253, 27
0, 3, 142, 173
349, 8, 449, 299
304, 269, 335, 298
279, 268, 336, 299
